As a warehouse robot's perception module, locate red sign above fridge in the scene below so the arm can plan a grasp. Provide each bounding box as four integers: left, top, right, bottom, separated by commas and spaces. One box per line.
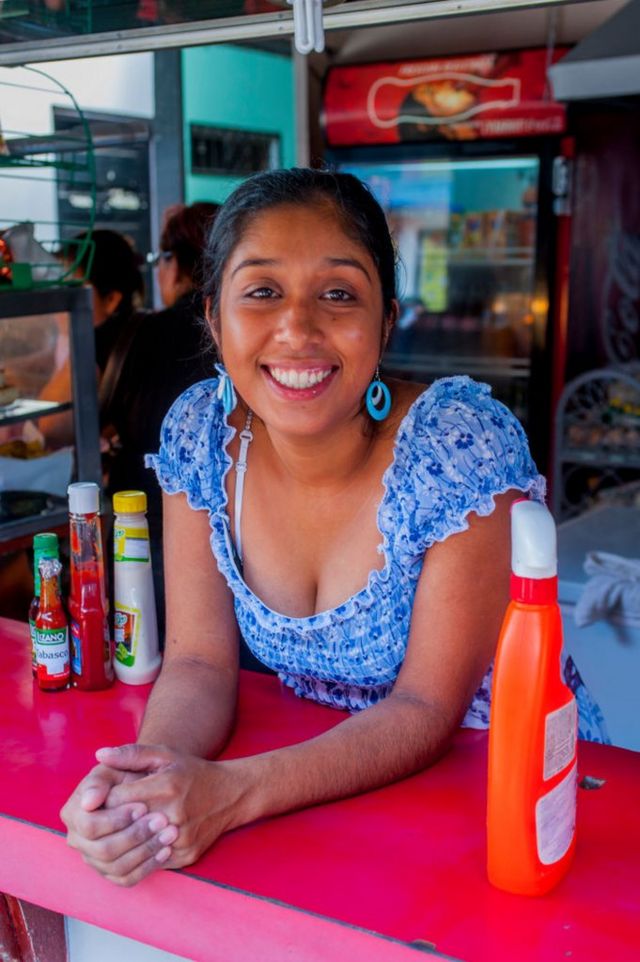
324, 48, 569, 147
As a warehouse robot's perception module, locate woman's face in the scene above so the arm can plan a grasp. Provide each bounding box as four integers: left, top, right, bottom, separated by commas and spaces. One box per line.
213, 202, 390, 438
157, 252, 180, 308
91, 287, 122, 327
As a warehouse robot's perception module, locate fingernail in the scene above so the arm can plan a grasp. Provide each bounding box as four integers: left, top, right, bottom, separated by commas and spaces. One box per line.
130, 805, 147, 822
158, 825, 178, 845
155, 847, 171, 863
148, 814, 167, 832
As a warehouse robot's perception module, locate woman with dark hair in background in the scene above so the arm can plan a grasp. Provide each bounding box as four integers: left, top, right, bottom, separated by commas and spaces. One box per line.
101, 201, 220, 634
39, 229, 144, 445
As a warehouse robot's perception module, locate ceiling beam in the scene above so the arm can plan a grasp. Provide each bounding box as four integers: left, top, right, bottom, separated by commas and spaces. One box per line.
0, 0, 578, 65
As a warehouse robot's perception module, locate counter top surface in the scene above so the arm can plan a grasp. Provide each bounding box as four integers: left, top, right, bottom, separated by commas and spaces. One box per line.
1, 616, 639, 962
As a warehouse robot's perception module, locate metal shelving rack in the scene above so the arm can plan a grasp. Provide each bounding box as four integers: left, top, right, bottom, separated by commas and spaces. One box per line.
0, 285, 100, 546
0, 64, 96, 291
552, 365, 640, 520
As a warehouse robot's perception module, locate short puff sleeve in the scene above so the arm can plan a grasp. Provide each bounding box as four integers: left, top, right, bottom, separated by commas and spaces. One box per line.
144, 378, 229, 513
381, 376, 546, 564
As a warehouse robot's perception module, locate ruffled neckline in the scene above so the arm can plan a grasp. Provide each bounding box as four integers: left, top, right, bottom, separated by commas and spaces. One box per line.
208, 376, 475, 630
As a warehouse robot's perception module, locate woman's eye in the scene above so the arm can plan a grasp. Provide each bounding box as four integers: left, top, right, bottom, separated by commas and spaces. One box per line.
247, 287, 277, 299
324, 288, 354, 302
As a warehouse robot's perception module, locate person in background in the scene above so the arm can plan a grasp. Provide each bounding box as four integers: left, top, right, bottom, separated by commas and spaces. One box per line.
100, 202, 220, 636
38, 229, 144, 446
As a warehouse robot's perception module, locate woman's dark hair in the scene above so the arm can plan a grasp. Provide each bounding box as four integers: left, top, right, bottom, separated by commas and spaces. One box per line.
161, 202, 220, 283
74, 229, 144, 317
202, 168, 397, 321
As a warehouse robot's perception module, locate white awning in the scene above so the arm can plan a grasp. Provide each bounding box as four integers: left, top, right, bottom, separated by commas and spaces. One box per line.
549, 0, 640, 100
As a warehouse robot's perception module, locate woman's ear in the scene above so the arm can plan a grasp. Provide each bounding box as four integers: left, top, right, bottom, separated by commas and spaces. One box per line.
382, 300, 399, 354
205, 296, 221, 353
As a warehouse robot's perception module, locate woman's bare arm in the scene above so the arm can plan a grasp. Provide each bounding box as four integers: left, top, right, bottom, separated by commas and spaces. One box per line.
135, 491, 240, 756
60, 491, 240, 880
88, 490, 519, 884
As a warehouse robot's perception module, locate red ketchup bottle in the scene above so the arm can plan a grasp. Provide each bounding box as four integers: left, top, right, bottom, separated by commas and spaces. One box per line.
67, 482, 114, 690
487, 499, 577, 896
34, 557, 70, 692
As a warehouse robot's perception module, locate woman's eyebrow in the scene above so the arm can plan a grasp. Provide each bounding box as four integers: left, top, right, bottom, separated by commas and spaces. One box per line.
230, 255, 371, 282
231, 257, 278, 278
325, 257, 371, 281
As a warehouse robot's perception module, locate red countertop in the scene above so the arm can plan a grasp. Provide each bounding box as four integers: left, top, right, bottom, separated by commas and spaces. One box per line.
1, 616, 639, 962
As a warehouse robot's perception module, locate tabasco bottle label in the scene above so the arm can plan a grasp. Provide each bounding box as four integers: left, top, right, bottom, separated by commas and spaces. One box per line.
35, 626, 70, 678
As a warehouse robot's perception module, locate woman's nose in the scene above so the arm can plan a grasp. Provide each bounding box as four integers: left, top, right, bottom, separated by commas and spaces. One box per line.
274, 299, 323, 349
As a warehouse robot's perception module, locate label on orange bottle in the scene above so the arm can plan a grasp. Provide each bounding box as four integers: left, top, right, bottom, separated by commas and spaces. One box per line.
543, 699, 577, 781
536, 761, 577, 865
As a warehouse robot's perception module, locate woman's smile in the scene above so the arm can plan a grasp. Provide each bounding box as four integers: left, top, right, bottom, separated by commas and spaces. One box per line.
262, 363, 338, 399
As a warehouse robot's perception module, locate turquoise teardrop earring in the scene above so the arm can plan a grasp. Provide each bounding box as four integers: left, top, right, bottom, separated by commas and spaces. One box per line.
365, 367, 391, 422
215, 363, 237, 415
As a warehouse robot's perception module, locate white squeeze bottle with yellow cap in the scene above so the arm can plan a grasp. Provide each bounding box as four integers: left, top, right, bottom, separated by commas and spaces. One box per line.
112, 490, 161, 685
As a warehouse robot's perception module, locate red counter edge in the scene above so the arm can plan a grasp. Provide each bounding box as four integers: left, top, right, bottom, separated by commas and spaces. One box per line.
0, 814, 459, 962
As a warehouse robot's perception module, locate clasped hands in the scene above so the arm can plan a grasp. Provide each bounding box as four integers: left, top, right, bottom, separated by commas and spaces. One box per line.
60, 745, 240, 887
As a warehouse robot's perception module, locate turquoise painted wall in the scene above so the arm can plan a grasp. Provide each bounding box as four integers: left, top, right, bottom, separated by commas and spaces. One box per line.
182, 44, 294, 205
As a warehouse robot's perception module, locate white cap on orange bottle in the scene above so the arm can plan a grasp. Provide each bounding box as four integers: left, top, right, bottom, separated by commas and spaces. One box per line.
67, 481, 100, 515
511, 499, 557, 579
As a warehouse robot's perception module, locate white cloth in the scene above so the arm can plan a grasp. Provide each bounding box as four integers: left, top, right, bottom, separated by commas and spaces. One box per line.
0, 448, 73, 498
574, 551, 640, 627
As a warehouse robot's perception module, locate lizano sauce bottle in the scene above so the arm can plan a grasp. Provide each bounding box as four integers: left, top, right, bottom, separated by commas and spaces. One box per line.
28, 532, 60, 675
67, 482, 114, 690
34, 557, 70, 692
487, 499, 577, 896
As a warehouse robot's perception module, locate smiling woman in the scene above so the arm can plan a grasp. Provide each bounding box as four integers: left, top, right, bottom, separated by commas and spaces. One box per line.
211, 202, 386, 440
60, 167, 556, 887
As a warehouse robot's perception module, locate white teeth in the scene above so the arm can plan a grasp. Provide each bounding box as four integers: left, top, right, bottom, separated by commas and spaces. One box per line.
269, 367, 332, 389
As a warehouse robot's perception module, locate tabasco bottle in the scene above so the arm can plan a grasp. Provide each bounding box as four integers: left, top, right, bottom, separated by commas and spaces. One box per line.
34, 557, 70, 692
28, 532, 60, 675
67, 482, 114, 690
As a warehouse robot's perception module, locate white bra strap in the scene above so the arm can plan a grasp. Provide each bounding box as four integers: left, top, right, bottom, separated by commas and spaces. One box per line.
234, 410, 254, 564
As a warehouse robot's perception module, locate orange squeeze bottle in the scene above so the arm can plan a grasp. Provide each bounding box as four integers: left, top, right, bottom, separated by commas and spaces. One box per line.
487, 499, 577, 896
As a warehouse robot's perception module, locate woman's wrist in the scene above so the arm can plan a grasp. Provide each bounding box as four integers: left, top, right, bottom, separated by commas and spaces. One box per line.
220, 754, 271, 831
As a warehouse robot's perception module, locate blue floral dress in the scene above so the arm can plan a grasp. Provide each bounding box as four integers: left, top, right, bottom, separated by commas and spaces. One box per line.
146, 374, 609, 742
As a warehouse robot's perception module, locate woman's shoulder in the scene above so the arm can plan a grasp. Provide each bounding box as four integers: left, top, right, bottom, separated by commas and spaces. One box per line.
145, 376, 229, 507
389, 374, 543, 494
162, 377, 219, 426
393, 375, 521, 442
379, 376, 545, 552
154, 376, 226, 464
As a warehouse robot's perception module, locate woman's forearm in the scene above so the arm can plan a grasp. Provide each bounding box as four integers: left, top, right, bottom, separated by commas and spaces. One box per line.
225, 691, 458, 829
137, 656, 238, 758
